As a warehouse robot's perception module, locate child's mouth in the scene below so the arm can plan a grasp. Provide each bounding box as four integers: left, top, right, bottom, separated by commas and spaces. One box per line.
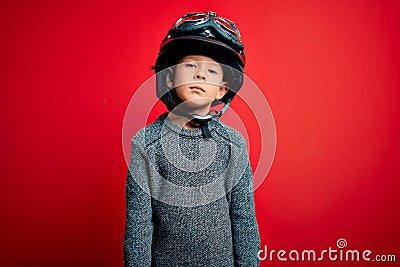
189, 85, 205, 92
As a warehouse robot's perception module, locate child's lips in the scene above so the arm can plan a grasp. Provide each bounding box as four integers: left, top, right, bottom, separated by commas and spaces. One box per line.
189, 85, 205, 92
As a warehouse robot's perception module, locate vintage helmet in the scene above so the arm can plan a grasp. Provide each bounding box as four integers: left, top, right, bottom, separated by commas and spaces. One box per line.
154, 11, 245, 111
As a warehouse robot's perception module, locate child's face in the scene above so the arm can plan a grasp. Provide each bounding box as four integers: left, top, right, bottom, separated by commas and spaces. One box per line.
168, 55, 228, 110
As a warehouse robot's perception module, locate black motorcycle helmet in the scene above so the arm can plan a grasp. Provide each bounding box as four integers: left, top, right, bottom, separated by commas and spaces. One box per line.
154, 11, 245, 111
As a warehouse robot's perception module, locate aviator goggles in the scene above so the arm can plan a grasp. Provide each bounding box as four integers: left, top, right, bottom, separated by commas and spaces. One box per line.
171, 11, 243, 46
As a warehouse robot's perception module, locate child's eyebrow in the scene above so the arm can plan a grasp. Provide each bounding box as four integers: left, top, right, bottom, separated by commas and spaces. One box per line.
208, 62, 221, 68
178, 58, 223, 70
179, 56, 197, 62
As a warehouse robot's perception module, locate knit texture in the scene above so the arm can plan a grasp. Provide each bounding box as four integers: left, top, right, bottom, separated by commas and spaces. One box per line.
124, 113, 260, 267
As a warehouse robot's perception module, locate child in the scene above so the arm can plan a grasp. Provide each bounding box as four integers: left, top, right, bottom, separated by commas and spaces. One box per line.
124, 11, 260, 266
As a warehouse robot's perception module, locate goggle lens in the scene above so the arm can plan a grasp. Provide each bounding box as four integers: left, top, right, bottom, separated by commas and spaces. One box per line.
214, 17, 242, 41
174, 12, 209, 27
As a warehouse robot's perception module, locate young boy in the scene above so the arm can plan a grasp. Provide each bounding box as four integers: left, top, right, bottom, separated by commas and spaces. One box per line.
124, 11, 260, 266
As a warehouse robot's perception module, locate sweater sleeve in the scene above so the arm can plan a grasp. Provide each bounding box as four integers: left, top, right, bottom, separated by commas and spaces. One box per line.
123, 139, 153, 267
228, 158, 260, 267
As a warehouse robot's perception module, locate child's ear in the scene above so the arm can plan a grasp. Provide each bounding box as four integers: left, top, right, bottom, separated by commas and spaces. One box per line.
216, 81, 229, 100
165, 68, 174, 89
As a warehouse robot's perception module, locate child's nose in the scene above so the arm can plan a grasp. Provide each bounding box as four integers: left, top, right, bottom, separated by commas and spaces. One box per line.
193, 68, 206, 81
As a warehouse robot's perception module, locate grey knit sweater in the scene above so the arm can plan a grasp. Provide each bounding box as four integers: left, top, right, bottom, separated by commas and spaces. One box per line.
124, 113, 260, 267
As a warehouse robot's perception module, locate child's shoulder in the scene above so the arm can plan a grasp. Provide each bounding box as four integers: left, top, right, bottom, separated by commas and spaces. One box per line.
214, 120, 247, 149
130, 113, 168, 147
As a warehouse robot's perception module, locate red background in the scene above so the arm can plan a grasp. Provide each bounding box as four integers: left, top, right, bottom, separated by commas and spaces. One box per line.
1, 0, 399, 266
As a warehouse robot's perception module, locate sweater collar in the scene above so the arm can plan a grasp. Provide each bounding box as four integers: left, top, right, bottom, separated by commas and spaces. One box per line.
160, 112, 219, 137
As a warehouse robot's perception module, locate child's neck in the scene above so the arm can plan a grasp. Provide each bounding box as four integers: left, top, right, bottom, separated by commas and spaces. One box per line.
168, 113, 198, 130
168, 106, 211, 130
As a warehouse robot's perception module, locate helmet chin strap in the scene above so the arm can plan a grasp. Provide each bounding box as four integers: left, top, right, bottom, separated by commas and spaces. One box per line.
171, 100, 231, 138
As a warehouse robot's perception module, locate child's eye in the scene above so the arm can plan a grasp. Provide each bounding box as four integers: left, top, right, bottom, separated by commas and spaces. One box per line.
185, 63, 196, 68
208, 69, 218, 75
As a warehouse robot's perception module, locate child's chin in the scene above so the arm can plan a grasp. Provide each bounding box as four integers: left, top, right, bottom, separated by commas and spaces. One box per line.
179, 98, 213, 110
